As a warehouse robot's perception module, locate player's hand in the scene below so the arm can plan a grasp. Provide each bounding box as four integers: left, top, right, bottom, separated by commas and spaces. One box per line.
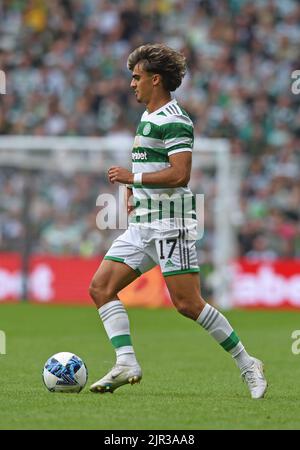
108, 167, 133, 184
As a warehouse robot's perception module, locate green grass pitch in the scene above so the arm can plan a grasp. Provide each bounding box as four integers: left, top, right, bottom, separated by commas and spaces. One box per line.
1, 303, 300, 430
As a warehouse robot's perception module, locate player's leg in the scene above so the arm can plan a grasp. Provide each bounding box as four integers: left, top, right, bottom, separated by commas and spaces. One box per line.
165, 272, 267, 399
165, 272, 251, 363
89, 225, 156, 393
89, 258, 138, 309
89, 258, 143, 393
165, 272, 251, 362
157, 233, 267, 399
89, 258, 139, 367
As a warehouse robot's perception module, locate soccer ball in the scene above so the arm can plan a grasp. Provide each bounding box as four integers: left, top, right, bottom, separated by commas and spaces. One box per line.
42, 352, 88, 393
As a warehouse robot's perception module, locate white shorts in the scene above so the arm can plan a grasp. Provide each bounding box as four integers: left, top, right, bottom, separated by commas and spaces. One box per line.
104, 223, 200, 277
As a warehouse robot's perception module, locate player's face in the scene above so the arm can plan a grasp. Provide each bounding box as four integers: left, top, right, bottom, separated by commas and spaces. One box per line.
130, 64, 155, 104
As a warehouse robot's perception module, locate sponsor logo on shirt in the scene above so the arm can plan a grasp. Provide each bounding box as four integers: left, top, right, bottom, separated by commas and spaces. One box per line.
132, 151, 148, 161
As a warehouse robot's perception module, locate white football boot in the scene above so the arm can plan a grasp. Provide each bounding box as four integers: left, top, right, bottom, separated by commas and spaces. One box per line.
242, 357, 267, 399
90, 363, 142, 394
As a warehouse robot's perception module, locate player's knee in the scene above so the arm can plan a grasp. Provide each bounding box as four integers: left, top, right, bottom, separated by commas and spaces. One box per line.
88, 281, 101, 304
173, 298, 194, 319
172, 294, 204, 320
89, 279, 116, 306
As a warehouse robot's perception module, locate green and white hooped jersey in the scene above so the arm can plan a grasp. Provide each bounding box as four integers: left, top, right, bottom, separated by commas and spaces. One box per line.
130, 99, 197, 227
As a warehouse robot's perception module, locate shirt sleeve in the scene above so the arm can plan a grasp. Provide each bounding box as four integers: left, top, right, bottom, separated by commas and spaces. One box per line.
161, 120, 194, 156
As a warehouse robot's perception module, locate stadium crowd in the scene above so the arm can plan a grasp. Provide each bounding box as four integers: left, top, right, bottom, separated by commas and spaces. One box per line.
0, 0, 299, 263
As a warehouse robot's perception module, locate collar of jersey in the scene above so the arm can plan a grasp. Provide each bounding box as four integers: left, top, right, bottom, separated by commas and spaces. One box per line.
145, 98, 177, 116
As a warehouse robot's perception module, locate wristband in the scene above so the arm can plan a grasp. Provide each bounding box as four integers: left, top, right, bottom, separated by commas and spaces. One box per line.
133, 172, 143, 187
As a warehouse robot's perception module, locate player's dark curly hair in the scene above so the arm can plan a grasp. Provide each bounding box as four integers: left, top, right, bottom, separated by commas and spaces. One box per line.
127, 44, 187, 92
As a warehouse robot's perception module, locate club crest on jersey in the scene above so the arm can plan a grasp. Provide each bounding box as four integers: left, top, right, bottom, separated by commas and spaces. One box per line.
143, 123, 151, 136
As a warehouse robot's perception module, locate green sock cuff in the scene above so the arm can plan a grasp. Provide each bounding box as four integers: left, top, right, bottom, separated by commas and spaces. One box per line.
111, 334, 132, 349
220, 331, 240, 352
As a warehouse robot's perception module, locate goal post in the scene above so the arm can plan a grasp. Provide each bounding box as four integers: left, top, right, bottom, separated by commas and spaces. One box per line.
0, 135, 235, 308
193, 137, 234, 309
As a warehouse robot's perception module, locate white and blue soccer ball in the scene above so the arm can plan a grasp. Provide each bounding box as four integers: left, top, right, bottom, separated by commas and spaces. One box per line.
43, 352, 88, 393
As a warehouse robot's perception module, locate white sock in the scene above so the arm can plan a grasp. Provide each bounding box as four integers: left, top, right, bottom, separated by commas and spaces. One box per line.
197, 303, 253, 372
233, 348, 253, 372
98, 300, 138, 366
